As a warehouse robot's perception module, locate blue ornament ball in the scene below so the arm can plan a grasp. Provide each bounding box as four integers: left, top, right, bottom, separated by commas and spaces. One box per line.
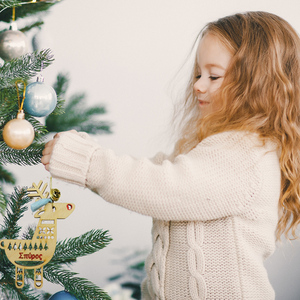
23, 81, 57, 117
49, 291, 78, 300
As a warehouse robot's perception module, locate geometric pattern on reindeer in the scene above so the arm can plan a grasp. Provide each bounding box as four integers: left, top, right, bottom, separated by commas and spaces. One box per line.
0, 180, 75, 289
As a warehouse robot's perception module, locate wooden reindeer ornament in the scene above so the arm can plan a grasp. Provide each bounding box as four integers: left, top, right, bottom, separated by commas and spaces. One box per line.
0, 179, 75, 289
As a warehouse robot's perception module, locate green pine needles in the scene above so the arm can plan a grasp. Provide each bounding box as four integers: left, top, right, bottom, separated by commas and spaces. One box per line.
0, 49, 55, 166
0, 188, 112, 299
0, 0, 57, 18
0, 1, 113, 299
46, 73, 112, 134
0, 187, 41, 300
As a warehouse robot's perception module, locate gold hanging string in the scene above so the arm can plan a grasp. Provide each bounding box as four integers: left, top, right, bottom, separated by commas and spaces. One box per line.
12, 6, 15, 22
15, 80, 27, 111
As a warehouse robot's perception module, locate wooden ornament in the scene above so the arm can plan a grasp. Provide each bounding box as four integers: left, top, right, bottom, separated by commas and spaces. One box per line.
0, 179, 75, 289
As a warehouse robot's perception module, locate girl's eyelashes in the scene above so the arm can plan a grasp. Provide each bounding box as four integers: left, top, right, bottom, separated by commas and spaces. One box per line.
209, 76, 220, 81
195, 75, 221, 80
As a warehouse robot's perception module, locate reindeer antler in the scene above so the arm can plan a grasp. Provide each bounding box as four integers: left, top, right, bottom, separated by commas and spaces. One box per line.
27, 180, 49, 200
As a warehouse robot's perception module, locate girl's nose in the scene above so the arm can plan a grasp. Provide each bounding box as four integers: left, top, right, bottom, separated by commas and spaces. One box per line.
193, 78, 207, 94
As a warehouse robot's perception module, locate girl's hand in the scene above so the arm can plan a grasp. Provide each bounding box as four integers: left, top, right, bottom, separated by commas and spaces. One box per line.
41, 130, 78, 171
41, 132, 61, 171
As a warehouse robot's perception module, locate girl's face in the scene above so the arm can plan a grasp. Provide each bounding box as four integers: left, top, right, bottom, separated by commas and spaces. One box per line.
194, 33, 232, 117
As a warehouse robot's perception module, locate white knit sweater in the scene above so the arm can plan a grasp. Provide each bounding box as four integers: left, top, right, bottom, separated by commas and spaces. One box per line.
49, 131, 280, 300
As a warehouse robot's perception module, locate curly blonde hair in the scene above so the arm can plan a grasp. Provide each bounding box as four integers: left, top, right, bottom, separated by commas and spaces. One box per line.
174, 11, 300, 240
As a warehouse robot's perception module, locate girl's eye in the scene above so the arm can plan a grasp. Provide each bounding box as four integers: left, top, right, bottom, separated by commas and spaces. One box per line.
195, 75, 220, 80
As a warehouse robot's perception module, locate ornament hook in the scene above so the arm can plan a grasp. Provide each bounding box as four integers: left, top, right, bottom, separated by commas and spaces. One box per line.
37, 62, 45, 82
15, 80, 27, 111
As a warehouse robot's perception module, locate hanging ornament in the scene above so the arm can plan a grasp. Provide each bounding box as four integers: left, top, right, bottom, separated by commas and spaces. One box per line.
0, 178, 75, 289
0, 18, 29, 61
23, 74, 57, 117
3, 81, 35, 150
2, 110, 35, 150
49, 291, 78, 300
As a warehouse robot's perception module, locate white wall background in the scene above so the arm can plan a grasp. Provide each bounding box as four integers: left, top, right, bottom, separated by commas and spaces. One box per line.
4, 0, 300, 298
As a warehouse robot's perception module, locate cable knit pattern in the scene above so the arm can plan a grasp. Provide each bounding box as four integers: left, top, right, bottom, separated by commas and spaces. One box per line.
187, 222, 206, 299
49, 131, 281, 299
143, 220, 169, 299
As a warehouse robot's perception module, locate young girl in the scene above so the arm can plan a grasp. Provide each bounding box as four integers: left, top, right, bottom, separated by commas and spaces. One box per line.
42, 11, 300, 300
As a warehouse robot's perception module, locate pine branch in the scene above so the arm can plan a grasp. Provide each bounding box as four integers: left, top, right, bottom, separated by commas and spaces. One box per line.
0, 1, 114, 299
0, 20, 45, 35
0, 0, 59, 21
108, 250, 146, 299
0, 165, 16, 185
21, 224, 35, 240
0, 250, 15, 280
0, 165, 15, 214
45, 73, 112, 133
46, 94, 112, 134
0, 187, 30, 239
0, 0, 23, 11
0, 186, 7, 215
20, 20, 44, 33
50, 97, 64, 116
28, 116, 48, 139
0, 278, 40, 300
0, 49, 54, 89
49, 73, 68, 116
0, 141, 44, 165
0, 188, 38, 299
51, 229, 112, 264
74, 122, 112, 135
53, 72, 69, 98
43, 265, 111, 300
0, 89, 18, 124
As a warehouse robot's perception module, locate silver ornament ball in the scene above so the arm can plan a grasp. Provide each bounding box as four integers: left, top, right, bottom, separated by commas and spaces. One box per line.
0, 29, 28, 61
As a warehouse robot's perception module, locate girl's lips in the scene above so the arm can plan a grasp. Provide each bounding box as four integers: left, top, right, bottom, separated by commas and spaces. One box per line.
198, 100, 210, 106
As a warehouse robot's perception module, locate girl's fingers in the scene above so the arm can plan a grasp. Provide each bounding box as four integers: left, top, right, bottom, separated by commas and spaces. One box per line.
41, 134, 59, 169
42, 140, 55, 155
41, 154, 51, 166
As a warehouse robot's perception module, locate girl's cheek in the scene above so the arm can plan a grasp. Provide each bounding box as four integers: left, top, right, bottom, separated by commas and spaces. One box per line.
214, 80, 224, 92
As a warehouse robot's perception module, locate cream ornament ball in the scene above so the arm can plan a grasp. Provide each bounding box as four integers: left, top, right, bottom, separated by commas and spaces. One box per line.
3, 110, 35, 150
0, 22, 29, 61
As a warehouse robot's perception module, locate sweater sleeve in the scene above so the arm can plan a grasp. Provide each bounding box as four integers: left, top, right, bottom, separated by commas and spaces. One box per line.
49, 131, 268, 221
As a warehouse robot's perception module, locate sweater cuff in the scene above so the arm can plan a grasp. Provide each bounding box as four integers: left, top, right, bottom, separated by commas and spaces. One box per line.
49, 132, 98, 186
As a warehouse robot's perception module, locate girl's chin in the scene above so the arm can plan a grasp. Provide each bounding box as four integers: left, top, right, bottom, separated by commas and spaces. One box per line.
199, 103, 211, 113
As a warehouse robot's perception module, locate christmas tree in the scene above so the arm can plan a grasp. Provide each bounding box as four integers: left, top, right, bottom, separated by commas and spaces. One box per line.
0, 1, 113, 299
